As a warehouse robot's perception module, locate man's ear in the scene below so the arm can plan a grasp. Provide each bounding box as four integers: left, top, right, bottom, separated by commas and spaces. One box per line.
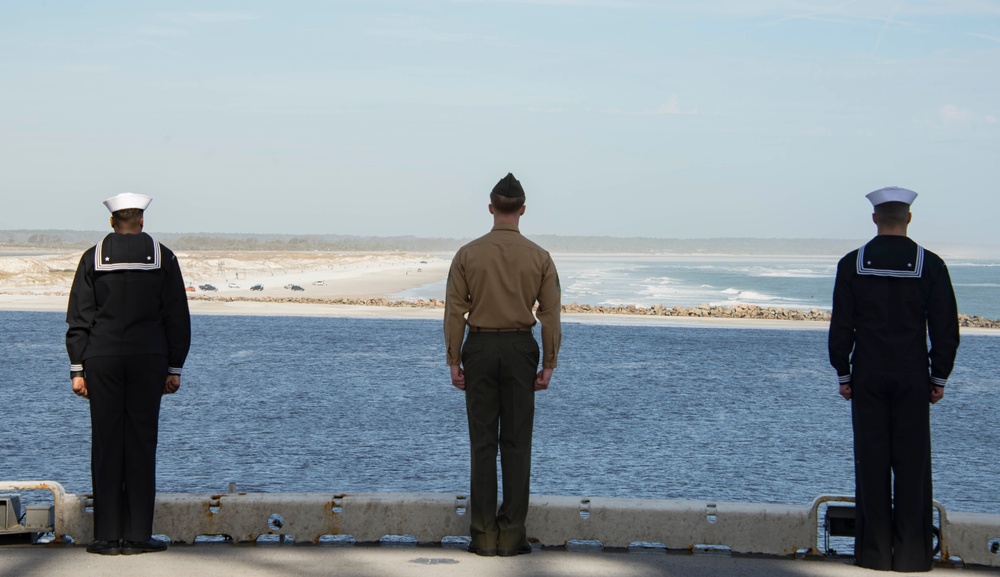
488, 204, 495, 215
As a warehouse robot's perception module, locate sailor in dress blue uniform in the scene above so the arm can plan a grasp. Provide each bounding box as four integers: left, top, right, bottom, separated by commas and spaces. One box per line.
66, 192, 191, 555
829, 187, 959, 572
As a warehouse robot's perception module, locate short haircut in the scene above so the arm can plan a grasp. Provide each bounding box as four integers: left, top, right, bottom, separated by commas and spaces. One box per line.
874, 201, 910, 226
112, 208, 144, 228
490, 192, 525, 214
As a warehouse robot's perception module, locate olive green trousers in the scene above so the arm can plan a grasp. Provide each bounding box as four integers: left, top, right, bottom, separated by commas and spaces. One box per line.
462, 331, 539, 552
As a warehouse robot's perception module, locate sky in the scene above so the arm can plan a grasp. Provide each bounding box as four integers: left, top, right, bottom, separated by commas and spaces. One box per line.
1, 0, 998, 244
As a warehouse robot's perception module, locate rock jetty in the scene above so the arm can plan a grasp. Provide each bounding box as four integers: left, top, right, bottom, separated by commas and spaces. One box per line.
562, 302, 831, 321
187, 294, 449, 309
184, 295, 1000, 329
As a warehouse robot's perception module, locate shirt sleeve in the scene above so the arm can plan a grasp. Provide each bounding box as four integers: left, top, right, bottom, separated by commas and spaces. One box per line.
926, 263, 959, 387
444, 252, 471, 366
65, 252, 95, 375
536, 253, 561, 369
162, 251, 192, 375
828, 256, 855, 384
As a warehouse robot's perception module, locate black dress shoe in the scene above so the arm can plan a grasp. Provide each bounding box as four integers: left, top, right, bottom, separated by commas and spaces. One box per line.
497, 543, 532, 557
467, 543, 497, 557
121, 538, 168, 555
86, 540, 121, 555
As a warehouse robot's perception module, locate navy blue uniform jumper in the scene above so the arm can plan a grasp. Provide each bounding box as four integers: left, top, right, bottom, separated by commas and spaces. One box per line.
829, 234, 959, 572
66, 232, 191, 543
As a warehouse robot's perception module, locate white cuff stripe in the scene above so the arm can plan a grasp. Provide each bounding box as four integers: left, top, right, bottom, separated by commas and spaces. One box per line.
838, 374, 852, 384
167, 367, 183, 375
930, 376, 947, 387
70, 364, 84, 371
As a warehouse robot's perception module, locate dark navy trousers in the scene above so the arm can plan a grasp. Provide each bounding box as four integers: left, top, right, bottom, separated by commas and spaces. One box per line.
85, 354, 166, 542
852, 368, 935, 572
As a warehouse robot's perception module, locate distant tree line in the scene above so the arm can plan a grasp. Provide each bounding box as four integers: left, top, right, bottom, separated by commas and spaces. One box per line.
1, 229, 866, 255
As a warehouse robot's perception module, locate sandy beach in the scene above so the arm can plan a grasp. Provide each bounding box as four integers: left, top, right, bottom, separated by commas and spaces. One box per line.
0, 249, 798, 327
0, 250, 449, 316
3, 249, 997, 334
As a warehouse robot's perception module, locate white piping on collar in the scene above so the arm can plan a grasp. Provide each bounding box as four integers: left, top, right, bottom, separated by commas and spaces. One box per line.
856, 244, 924, 278
94, 235, 162, 271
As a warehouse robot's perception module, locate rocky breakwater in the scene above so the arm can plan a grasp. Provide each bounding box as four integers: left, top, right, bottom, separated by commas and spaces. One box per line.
184, 295, 1000, 329
562, 302, 1000, 328
957, 314, 1000, 329
187, 294, 448, 309
562, 302, 833, 322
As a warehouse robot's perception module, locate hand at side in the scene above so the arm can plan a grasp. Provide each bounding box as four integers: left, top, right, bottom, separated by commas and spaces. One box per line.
450, 365, 466, 391
164, 374, 181, 395
72, 376, 88, 399
535, 368, 553, 391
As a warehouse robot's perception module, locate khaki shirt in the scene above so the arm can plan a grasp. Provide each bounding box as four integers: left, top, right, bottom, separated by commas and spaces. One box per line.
444, 222, 561, 368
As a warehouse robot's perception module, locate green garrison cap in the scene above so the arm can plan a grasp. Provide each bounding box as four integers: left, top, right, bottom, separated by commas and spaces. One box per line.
492, 172, 525, 198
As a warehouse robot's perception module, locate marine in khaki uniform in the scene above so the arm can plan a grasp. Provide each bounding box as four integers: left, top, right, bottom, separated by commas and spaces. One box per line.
444, 173, 561, 557
829, 186, 959, 572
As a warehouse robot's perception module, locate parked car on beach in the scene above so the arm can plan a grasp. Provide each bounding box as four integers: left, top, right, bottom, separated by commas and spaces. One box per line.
228, 282, 240, 289
312, 280, 325, 286
199, 284, 218, 292
250, 284, 263, 291
290, 285, 305, 291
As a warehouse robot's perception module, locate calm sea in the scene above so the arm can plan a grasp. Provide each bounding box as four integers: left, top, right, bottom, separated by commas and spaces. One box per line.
3, 311, 998, 515
396, 254, 1000, 319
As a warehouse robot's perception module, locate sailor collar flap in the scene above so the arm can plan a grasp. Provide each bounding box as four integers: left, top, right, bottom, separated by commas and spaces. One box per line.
95, 233, 162, 271
856, 239, 924, 278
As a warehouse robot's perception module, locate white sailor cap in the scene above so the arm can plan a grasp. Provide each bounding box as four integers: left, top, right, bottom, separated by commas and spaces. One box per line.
866, 186, 917, 207
103, 192, 152, 213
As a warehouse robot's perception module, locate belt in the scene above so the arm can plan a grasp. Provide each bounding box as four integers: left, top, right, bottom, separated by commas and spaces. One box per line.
469, 326, 532, 333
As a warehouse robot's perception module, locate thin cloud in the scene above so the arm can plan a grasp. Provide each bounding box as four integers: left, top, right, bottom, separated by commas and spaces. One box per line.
367, 18, 482, 44
137, 26, 189, 37
156, 11, 258, 25
605, 97, 699, 116
449, 0, 650, 7
805, 126, 832, 137
70, 64, 113, 74
940, 104, 971, 123
136, 40, 186, 59
872, 0, 906, 56
677, 0, 1000, 18
137, 12, 257, 44
753, 0, 868, 30
967, 32, 1000, 43
653, 97, 699, 116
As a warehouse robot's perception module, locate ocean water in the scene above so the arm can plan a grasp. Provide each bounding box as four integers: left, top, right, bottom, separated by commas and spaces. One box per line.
3, 311, 998, 515
396, 254, 1000, 319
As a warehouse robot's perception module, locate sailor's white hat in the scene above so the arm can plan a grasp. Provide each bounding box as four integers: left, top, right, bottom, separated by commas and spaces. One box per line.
866, 186, 917, 207
103, 192, 152, 213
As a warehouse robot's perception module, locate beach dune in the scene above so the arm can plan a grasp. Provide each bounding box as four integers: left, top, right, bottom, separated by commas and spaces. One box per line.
3, 249, 996, 332
0, 250, 449, 317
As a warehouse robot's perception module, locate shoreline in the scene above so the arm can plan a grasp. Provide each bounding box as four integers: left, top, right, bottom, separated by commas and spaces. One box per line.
3, 249, 997, 332
2, 293, 998, 334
